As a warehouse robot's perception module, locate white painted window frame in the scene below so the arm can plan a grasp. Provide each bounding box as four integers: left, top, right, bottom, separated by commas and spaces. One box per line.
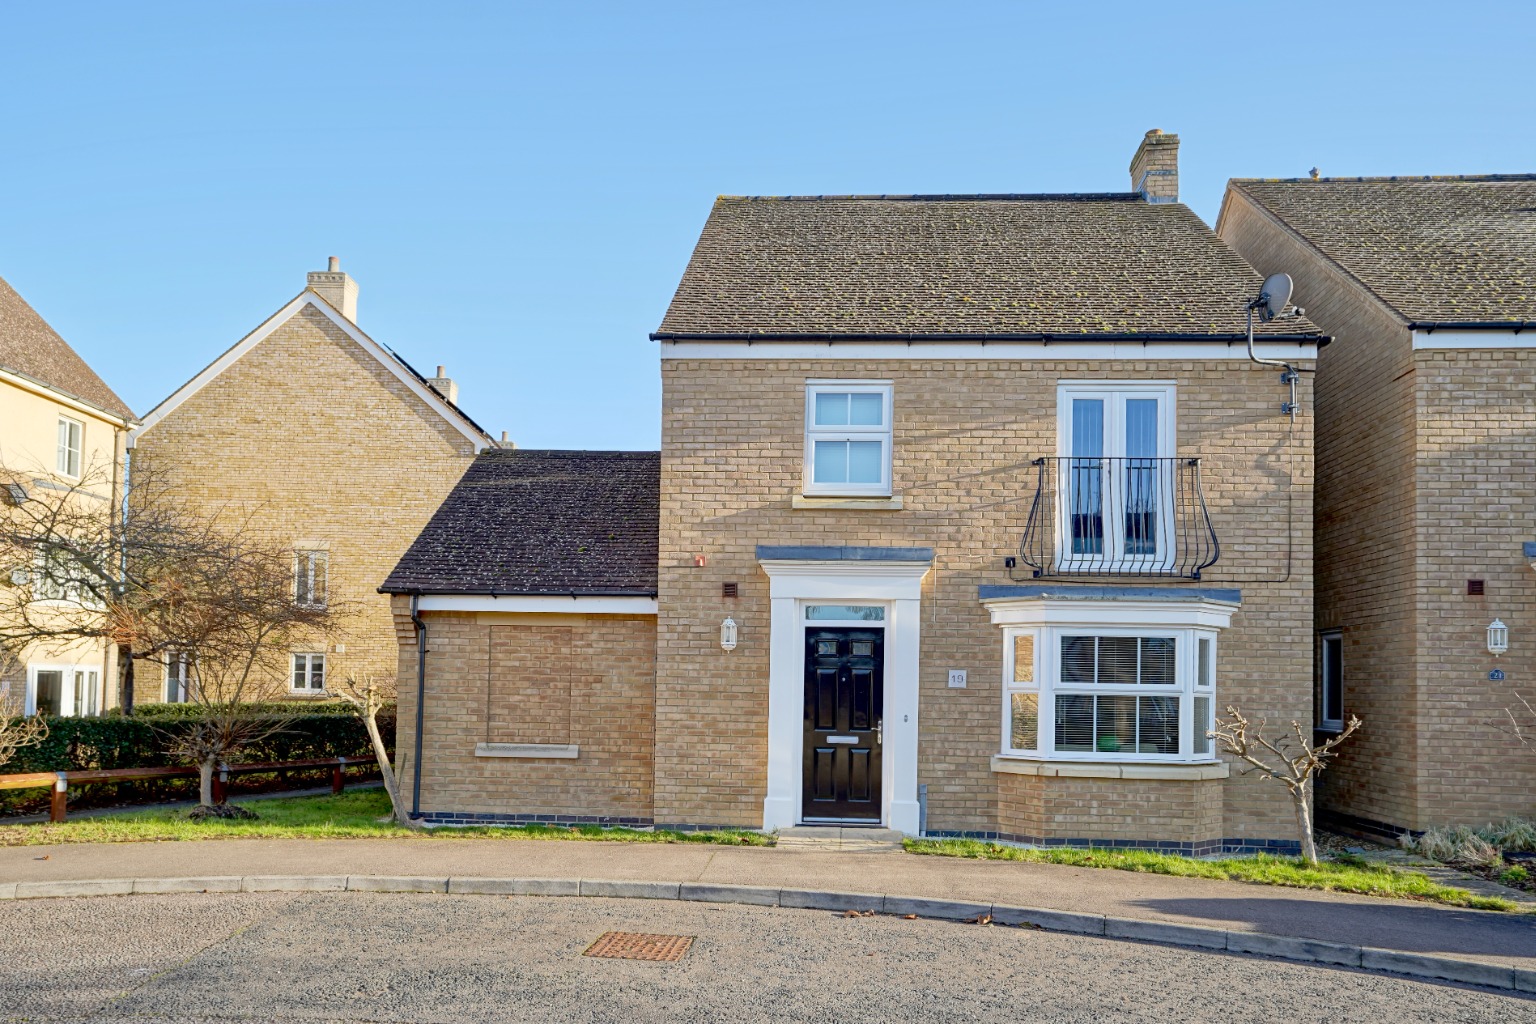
25, 662, 102, 717
1318, 629, 1344, 732
165, 651, 194, 703
1055, 382, 1177, 573
984, 595, 1236, 766
802, 381, 894, 498
56, 415, 83, 479
294, 549, 329, 608
290, 652, 326, 694
1000, 625, 1216, 763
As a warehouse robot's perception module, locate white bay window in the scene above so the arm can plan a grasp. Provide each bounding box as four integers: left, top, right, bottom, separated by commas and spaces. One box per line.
986, 592, 1236, 764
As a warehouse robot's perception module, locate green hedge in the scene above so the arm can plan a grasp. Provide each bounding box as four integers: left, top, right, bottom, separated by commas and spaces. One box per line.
2, 707, 396, 775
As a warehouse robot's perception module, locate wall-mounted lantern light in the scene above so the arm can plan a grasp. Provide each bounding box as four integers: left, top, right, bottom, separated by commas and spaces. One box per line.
720, 616, 738, 652
1488, 619, 1509, 657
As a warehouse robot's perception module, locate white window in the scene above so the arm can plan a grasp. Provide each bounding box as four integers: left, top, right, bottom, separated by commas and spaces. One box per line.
291, 653, 326, 693
72, 669, 100, 717
165, 652, 193, 703
803, 382, 893, 496
1057, 384, 1176, 572
1003, 625, 1217, 762
1319, 630, 1343, 732
56, 416, 83, 478
294, 550, 328, 608
32, 546, 101, 607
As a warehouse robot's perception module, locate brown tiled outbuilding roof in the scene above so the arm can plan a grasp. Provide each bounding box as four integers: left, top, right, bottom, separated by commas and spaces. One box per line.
1229, 175, 1536, 325
0, 274, 135, 421
655, 194, 1321, 338
382, 449, 658, 596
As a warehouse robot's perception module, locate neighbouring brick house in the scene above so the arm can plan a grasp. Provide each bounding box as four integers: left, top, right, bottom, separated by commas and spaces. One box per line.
389, 131, 1328, 849
131, 260, 495, 707
0, 274, 137, 715
1219, 174, 1536, 838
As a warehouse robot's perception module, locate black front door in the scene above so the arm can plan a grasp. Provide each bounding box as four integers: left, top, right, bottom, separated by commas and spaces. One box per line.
802, 629, 883, 823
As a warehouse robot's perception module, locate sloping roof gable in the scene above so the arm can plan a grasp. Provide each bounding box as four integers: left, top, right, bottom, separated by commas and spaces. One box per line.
1229, 175, 1536, 324
382, 449, 659, 596
656, 194, 1320, 338
0, 274, 135, 422
133, 290, 492, 447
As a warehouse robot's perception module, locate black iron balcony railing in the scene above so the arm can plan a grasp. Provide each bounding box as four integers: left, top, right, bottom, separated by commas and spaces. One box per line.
1014, 457, 1219, 580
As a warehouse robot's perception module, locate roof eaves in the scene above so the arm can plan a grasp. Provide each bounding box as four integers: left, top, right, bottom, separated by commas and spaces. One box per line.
650, 330, 1329, 344
0, 362, 138, 426
715, 192, 1145, 203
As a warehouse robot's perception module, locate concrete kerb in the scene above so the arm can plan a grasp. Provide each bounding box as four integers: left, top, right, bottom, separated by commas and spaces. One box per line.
0, 874, 1528, 994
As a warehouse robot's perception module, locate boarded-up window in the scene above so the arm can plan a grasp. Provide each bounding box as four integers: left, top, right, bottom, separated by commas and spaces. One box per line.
487, 625, 572, 744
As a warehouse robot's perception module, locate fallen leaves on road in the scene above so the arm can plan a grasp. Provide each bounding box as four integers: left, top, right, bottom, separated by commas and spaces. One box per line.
842, 909, 876, 918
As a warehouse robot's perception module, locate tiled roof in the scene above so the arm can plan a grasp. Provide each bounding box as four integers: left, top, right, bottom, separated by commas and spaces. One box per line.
1230, 175, 1536, 324
382, 449, 658, 596
0, 274, 135, 421
655, 194, 1320, 338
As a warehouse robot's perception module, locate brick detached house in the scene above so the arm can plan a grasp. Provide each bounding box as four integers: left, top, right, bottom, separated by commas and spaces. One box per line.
389, 132, 1329, 850
131, 260, 496, 705
1219, 174, 1536, 838
0, 274, 136, 715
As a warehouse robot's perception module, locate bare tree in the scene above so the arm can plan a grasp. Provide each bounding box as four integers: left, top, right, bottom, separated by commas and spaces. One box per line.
334, 673, 409, 825
1209, 706, 1361, 865
0, 693, 48, 769
0, 457, 316, 714
1505, 692, 1535, 746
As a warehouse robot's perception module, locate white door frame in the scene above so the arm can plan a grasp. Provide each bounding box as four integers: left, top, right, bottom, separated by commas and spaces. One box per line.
759, 557, 930, 833
25, 663, 73, 717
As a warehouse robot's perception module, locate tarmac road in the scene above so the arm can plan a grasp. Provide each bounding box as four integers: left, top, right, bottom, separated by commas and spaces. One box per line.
1, 892, 1531, 1023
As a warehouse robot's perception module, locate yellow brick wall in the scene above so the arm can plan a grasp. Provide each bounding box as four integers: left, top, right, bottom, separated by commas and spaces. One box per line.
998, 772, 1223, 846
1412, 349, 1536, 825
1220, 193, 1422, 830
657, 356, 1314, 841
392, 606, 656, 821
132, 304, 478, 703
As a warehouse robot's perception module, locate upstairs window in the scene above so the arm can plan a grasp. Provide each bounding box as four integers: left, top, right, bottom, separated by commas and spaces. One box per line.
291, 653, 326, 693
1057, 384, 1175, 572
1319, 630, 1344, 732
803, 382, 892, 497
294, 550, 329, 608
56, 417, 83, 478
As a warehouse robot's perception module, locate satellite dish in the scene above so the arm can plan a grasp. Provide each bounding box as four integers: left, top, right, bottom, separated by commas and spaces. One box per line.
1257, 273, 1293, 323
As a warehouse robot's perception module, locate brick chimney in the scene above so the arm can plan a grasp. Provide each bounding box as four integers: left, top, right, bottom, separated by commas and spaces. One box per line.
1129, 129, 1179, 204
307, 256, 359, 322
427, 365, 458, 405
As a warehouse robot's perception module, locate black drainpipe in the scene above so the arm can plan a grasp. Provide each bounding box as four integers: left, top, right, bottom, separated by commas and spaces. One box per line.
410, 592, 427, 820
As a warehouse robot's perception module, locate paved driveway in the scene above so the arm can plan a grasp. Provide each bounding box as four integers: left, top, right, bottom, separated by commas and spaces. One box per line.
1, 891, 1527, 1022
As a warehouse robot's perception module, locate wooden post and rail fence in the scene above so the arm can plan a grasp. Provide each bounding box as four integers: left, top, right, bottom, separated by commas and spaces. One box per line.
0, 756, 374, 822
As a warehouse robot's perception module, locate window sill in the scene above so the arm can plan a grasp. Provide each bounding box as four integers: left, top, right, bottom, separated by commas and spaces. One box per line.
475, 742, 580, 759
990, 755, 1229, 781
792, 495, 903, 510
287, 690, 330, 699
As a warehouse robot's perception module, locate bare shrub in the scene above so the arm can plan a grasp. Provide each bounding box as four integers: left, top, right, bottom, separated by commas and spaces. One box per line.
1406, 825, 1504, 869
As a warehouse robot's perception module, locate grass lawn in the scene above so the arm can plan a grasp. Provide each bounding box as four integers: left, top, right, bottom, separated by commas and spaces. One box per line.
904, 838, 1520, 912
0, 789, 771, 848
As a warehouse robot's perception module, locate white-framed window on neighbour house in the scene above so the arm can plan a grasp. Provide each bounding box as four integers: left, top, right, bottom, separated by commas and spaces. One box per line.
803, 381, 893, 497
31, 545, 101, 608
1002, 626, 1217, 762
1056, 384, 1176, 572
294, 550, 328, 608
1319, 630, 1344, 732
56, 416, 83, 478
291, 653, 326, 694
165, 652, 193, 703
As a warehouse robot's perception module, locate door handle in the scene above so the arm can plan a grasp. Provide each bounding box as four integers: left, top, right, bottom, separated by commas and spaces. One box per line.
876, 718, 883, 745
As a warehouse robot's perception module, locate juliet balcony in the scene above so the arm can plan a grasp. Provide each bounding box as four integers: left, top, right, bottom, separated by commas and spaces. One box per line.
1014, 457, 1220, 580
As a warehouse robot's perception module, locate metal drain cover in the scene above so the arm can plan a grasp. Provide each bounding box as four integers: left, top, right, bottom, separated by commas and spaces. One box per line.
583, 931, 694, 962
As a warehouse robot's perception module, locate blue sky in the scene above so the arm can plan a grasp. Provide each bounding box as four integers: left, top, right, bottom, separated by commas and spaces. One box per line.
2, 1, 1531, 450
